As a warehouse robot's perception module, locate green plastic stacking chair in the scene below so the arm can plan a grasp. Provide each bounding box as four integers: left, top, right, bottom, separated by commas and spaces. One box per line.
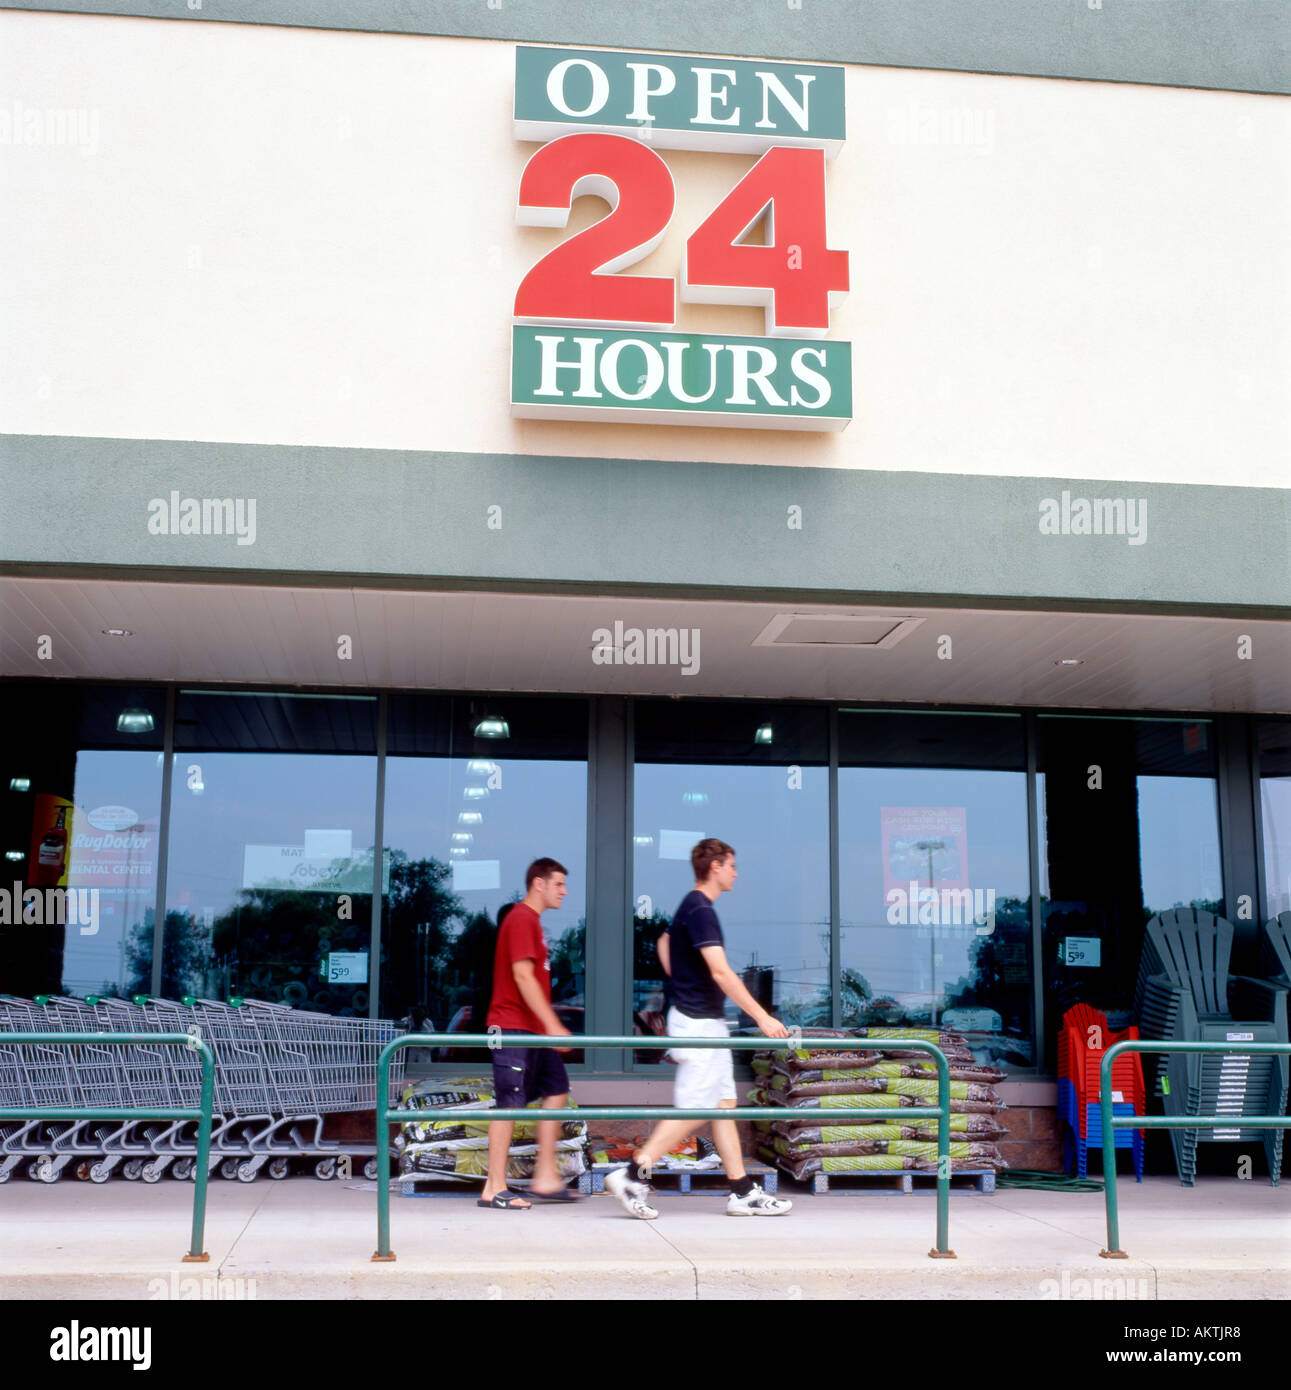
1255, 912, 1291, 988
1134, 909, 1288, 1186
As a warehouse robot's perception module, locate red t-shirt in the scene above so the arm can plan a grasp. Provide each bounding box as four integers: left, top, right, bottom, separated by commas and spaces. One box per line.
486, 903, 551, 1031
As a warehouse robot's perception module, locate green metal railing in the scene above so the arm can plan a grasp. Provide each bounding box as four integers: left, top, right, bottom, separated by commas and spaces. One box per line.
372, 1033, 958, 1261
1098, 1039, 1291, 1259
0, 1031, 216, 1262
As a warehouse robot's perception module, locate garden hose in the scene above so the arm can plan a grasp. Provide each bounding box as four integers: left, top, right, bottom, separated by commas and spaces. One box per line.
995, 1169, 1103, 1192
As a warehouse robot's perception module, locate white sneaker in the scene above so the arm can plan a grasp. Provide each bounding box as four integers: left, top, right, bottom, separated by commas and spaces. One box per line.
605, 1166, 659, 1220
726, 1183, 793, 1216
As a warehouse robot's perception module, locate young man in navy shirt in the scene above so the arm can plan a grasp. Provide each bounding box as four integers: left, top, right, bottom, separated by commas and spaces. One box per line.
607, 838, 793, 1218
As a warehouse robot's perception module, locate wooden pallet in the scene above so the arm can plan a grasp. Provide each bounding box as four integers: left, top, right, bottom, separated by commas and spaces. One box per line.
580, 1159, 777, 1196
803, 1168, 997, 1195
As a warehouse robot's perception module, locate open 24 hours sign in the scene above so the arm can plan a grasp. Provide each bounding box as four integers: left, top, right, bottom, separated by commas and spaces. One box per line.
510, 47, 852, 431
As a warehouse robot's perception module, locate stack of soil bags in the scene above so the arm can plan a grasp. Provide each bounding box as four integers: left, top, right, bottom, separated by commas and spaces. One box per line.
393, 1076, 589, 1184
749, 1028, 1008, 1181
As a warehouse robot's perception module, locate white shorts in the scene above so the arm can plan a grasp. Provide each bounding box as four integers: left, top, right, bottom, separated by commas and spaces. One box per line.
667, 1006, 736, 1109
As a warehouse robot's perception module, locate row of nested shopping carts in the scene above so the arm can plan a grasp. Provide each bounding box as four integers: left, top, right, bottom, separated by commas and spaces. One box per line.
0, 994, 405, 1184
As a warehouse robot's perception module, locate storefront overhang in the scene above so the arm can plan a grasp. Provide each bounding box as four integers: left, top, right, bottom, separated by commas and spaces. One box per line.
3, 571, 1288, 714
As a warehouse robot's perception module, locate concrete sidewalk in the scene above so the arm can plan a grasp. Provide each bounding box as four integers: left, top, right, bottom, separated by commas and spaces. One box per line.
1, 1175, 1288, 1300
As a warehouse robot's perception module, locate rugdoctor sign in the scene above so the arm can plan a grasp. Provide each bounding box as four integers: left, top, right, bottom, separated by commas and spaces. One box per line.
511, 46, 852, 430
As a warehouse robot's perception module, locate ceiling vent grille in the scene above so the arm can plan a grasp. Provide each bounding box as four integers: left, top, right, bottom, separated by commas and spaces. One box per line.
751, 614, 924, 649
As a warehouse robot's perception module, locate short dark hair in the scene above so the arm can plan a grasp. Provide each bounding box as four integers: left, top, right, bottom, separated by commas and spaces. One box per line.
691, 838, 734, 881
525, 857, 568, 889
496, 902, 516, 927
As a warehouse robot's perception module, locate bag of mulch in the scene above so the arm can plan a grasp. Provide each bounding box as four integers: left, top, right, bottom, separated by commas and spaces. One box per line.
758, 1113, 1008, 1144
786, 1026, 980, 1061
768, 1134, 884, 1159
884, 1078, 998, 1103
907, 1153, 1009, 1172
770, 1134, 1004, 1165
759, 1144, 914, 1180
399, 1076, 494, 1108
758, 1070, 1001, 1104
396, 1078, 586, 1146
395, 1077, 495, 1145
754, 1051, 885, 1078
757, 1088, 1003, 1115
764, 1057, 1005, 1085
400, 1136, 587, 1180
761, 1070, 886, 1098
775, 1091, 920, 1110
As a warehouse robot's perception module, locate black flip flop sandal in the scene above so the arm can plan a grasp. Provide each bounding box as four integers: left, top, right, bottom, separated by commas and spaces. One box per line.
477, 1189, 531, 1209
529, 1186, 581, 1203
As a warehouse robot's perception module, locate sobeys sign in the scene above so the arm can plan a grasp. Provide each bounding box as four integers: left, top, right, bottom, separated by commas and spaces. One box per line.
510, 46, 852, 431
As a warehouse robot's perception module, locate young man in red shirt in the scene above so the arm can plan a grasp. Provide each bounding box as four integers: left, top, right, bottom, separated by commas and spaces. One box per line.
479, 857, 578, 1210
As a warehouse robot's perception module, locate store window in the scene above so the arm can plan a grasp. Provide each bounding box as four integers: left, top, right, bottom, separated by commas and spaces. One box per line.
382, 695, 588, 1064
0, 683, 166, 999
1037, 715, 1223, 1050
838, 710, 1034, 1068
632, 701, 830, 1060
1257, 720, 1291, 920
163, 691, 378, 1011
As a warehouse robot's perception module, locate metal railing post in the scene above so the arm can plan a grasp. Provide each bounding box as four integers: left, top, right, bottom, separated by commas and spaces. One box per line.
1098, 1038, 1291, 1260
1099, 1039, 1124, 1258
372, 1039, 395, 1262
931, 1041, 955, 1258
186, 1038, 215, 1263
370, 1033, 958, 1262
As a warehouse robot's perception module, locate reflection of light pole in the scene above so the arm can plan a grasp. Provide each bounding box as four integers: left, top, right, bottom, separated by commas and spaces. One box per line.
915, 839, 945, 1026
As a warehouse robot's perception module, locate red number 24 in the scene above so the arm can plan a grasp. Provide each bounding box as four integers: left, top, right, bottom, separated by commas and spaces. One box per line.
515, 135, 847, 336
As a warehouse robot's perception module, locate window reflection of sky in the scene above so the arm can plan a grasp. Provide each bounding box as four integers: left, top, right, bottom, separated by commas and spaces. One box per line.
1263, 778, 1291, 917
384, 756, 588, 928
841, 767, 1029, 998
633, 762, 830, 1012
166, 753, 378, 924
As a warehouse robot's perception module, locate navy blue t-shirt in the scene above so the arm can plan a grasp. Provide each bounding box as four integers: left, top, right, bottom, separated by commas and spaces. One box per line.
666, 890, 726, 1019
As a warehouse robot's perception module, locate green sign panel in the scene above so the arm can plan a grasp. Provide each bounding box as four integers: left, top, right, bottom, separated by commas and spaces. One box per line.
511, 325, 852, 431
514, 46, 846, 156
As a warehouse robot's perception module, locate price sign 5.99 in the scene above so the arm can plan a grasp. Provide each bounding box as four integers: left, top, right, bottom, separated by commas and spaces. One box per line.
511, 46, 852, 431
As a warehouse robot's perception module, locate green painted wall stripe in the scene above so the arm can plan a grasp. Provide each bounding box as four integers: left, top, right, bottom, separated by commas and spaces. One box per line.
2, 434, 1288, 613
2, 1, 1288, 96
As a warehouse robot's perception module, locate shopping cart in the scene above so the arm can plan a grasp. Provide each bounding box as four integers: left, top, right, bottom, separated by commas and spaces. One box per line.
0, 994, 406, 1183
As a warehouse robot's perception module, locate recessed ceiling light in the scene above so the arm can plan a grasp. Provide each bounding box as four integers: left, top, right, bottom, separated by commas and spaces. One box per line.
9, 778, 31, 792
458, 812, 483, 826
101, 629, 132, 637
754, 724, 774, 745
116, 707, 155, 733
1054, 659, 1084, 666
4, 850, 24, 862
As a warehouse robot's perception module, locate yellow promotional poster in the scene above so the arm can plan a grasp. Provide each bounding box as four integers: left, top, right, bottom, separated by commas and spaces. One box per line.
27, 792, 73, 888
